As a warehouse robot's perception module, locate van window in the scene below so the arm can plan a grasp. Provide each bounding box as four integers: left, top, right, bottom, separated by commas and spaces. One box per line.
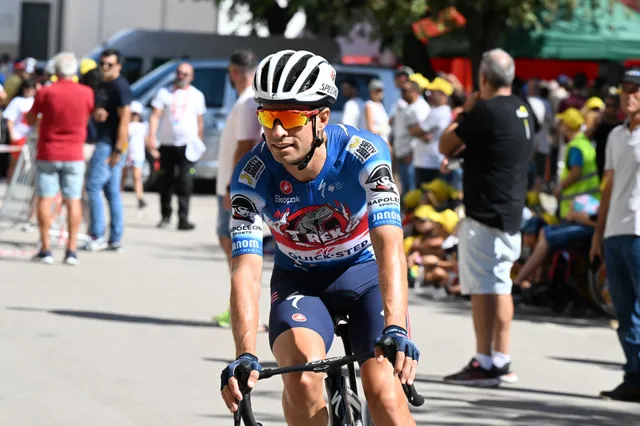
152, 57, 172, 70
333, 73, 377, 112
122, 57, 143, 83
130, 61, 177, 99
192, 67, 227, 108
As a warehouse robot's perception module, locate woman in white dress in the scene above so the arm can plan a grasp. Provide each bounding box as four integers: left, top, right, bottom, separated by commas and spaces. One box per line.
363, 79, 391, 144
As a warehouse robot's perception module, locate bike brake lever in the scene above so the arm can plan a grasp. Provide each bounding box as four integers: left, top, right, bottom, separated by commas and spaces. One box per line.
377, 336, 426, 407
233, 361, 261, 426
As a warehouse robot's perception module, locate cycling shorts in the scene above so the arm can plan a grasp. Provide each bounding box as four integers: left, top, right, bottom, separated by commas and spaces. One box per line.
268, 261, 384, 362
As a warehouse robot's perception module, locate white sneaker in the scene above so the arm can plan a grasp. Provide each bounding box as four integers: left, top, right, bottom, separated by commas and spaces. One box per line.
83, 237, 108, 252
32, 250, 54, 264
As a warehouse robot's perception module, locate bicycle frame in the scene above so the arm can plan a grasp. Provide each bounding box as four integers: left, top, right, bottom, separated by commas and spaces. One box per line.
233, 337, 425, 426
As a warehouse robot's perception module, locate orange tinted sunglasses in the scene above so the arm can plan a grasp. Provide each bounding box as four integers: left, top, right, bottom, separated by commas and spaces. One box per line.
256, 108, 319, 129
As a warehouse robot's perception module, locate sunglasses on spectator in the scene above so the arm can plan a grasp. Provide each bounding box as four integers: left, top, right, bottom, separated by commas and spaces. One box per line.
256, 108, 320, 129
621, 82, 640, 94
100, 61, 116, 68
177, 71, 191, 77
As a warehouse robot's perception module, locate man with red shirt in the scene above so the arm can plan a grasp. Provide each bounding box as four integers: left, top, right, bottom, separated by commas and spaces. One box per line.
27, 52, 94, 265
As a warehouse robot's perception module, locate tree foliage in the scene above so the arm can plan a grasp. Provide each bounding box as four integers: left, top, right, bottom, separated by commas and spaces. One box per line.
218, 0, 612, 85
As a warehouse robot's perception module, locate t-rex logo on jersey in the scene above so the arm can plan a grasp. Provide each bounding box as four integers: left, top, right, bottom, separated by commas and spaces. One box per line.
278, 204, 351, 246
231, 195, 258, 222
365, 164, 397, 194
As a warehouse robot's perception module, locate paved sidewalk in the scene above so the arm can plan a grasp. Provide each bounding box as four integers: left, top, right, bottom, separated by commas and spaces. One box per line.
0, 190, 638, 425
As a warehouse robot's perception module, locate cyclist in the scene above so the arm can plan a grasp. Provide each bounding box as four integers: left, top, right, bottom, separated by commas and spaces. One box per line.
220, 50, 419, 426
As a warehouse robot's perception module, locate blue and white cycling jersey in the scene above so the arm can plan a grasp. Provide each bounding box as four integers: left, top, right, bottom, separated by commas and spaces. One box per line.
229, 124, 402, 271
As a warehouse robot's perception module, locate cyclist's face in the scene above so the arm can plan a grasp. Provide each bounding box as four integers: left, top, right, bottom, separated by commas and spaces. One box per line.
261, 104, 330, 165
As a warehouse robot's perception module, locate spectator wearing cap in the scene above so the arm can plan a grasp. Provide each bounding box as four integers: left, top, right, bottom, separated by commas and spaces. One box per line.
2, 57, 36, 106
553, 108, 600, 218
439, 49, 534, 386
340, 78, 364, 128
148, 61, 205, 231
411, 77, 453, 186
590, 68, 640, 403
582, 96, 605, 134
364, 79, 390, 143
84, 48, 133, 252
26, 52, 94, 265
392, 79, 430, 195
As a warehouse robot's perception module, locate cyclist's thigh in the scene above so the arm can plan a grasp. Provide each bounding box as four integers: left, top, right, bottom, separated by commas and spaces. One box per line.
342, 263, 385, 356
269, 268, 335, 355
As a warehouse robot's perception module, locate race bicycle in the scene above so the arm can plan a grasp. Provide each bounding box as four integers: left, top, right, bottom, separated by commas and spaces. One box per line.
232, 316, 425, 426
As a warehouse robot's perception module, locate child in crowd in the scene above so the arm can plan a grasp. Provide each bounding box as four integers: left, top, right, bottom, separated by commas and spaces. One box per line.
122, 101, 148, 209
405, 205, 460, 298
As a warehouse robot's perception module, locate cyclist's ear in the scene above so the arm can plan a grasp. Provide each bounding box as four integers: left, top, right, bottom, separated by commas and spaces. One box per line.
316, 108, 331, 132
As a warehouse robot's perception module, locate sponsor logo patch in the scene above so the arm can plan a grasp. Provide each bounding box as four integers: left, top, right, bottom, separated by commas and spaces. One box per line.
280, 180, 293, 194
365, 164, 397, 194
275, 195, 300, 204
231, 195, 258, 222
292, 313, 307, 322
238, 156, 265, 188
346, 136, 378, 163
319, 83, 338, 97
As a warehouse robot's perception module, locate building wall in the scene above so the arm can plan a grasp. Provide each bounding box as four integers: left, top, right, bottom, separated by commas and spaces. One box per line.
64, 0, 218, 57
0, 0, 218, 59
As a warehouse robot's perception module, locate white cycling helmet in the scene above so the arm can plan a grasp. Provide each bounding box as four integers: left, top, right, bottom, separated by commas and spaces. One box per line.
253, 50, 338, 107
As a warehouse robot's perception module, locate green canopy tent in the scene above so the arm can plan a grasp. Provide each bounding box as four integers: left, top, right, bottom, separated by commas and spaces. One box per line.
427, 1, 640, 61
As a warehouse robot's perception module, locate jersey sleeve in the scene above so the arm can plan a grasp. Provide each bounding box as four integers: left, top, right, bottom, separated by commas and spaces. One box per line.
229, 148, 268, 258
2, 98, 19, 121
349, 133, 403, 230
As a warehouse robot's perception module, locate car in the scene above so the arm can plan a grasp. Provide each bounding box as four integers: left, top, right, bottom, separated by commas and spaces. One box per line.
128, 59, 399, 191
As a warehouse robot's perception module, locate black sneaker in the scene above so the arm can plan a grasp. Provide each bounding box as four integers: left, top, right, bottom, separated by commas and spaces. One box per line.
600, 382, 640, 403
64, 250, 78, 266
495, 362, 518, 384
32, 250, 54, 264
177, 220, 195, 231
157, 218, 171, 229
443, 358, 501, 387
107, 242, 124, 254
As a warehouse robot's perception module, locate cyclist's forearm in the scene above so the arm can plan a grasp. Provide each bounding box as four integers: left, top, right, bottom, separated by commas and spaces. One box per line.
230, 268, 261, 357
372, 228, 408, 328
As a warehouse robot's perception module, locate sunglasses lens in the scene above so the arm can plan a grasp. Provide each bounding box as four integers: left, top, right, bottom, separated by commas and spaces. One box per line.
256, 110, 309, 129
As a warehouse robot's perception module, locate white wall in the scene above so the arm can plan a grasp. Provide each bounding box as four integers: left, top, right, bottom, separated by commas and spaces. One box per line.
0, 0, 21, 47
63, 0, 218, 57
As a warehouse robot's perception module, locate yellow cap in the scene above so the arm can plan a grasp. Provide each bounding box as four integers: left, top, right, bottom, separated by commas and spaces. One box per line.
80, 58, 97, 75
409, 73, 429, 90
556, 108, 585, 131
426, 77, 453, 96
403, 189, 424, 209
438, 209, 459, 234
421, 179, 457, 206
413, 204, 437, 221
585, 97, 605, 111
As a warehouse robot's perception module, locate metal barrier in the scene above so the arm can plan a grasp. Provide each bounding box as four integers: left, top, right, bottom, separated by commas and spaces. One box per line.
0, 134, 91, 256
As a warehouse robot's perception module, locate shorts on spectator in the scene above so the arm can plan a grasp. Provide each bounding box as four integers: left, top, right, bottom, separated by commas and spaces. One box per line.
458, 217, 521, 295
36, 160, 86, 200
216, 195, 231, 238
126, 158, 145, 169
10, 137, 27, 161
543, 223, 594, 252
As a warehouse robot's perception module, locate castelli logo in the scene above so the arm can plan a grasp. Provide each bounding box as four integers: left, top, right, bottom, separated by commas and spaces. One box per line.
292, 313, 307, 322
330, 69, 336, 81
280, 180, 293, 195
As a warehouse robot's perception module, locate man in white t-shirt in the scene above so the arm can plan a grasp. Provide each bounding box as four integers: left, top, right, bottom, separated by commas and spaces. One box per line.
412, 77, 453, 185
213, 50, 262, 328
340, 78, 363, 128
148, 62, 206, 231
591, 68, 640, 403
393, 80, 430, 195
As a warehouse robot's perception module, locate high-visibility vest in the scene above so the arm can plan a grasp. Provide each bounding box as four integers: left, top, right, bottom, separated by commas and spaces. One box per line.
559, 133, 600, 218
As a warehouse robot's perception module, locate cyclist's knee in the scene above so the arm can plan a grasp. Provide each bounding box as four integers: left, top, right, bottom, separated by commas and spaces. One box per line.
273, 328, 327, 409
360, 359, 405, 411
282, 371, 325, 409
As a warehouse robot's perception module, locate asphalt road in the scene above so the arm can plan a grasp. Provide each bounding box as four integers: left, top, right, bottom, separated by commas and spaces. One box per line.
0, 190, 638, 425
